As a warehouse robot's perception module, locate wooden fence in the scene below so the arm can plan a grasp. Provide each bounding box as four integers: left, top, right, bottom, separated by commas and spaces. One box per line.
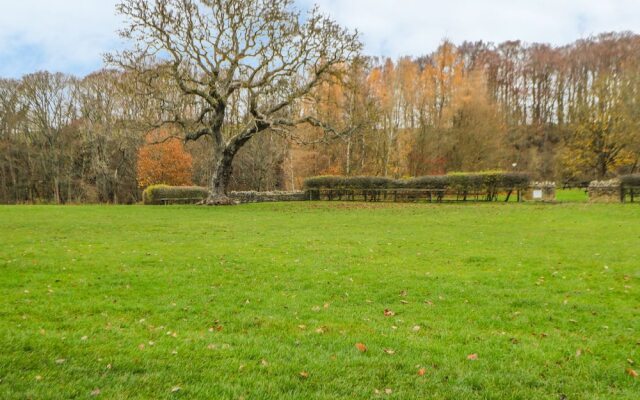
621, 186, 640, 203
307, 188, 524, 203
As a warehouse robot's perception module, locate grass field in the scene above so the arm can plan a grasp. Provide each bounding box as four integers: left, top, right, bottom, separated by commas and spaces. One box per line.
1, 203, 639, 399
556, 189, 589, 203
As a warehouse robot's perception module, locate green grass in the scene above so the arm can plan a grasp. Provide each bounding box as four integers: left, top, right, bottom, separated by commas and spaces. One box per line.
557, 188, 589, 203
1, 203, 639, 399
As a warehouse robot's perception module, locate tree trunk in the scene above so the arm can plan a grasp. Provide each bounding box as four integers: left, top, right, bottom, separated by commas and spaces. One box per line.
206, 148, 236, 205
206, 133, 256, 205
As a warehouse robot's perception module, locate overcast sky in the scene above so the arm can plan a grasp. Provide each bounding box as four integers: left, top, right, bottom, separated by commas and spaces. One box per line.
1, 0, 639, 78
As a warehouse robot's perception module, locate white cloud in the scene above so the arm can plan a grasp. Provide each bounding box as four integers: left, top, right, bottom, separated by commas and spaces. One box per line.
0, 0, 120, 78
0, 0, 639, 77
300, 0, 640, 57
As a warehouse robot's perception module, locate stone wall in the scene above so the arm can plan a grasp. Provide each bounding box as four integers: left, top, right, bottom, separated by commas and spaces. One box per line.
524, 182, 556, 202
588, 180, 621, 203
229, 191, 309, 204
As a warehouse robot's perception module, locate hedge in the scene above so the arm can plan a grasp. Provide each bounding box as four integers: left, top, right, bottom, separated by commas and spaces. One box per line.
303, 172, 531, 192
142, 185, 209, 205
620, 174, 640, 187
303, 176, 396, 189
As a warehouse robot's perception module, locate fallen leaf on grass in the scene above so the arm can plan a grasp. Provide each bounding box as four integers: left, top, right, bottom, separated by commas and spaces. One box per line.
576, 349, 582, 357
355, 343, 368, 352
385, 388, 393, 394
627, 368, 638, 378
467, 353, 478, 360
400, 300, 409, 305
261, 359, 269, 366
418, 368, 426, 376
383, 348, 395, 355
90, 388, 101, 396
384, 309, 395, 317
171, 386, 181, 393
55, 359, 66, 365
299, 371, 309, 379
412, 325, 421, 332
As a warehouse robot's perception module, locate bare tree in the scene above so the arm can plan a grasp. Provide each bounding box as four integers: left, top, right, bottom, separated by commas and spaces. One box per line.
107, 0, 361, 204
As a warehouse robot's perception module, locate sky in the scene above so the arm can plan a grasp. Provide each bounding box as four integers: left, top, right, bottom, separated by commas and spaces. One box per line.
1, 0, 639, 78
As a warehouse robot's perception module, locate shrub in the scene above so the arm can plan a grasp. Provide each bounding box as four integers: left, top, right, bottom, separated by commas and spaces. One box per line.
346, 176, 395, 189
500, 172, 532, 190
620, 174, 640, 187
303, 172, 532, 193
447, 172, 484, 192
142, 185, 209, 205
304, 176, 395, 189
303, 176, 344, 189
403, 176, 448, 189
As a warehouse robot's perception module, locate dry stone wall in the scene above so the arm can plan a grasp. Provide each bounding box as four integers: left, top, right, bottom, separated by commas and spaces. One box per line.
588, 180, 621, 203
524, 182, 556, 202
229, 191, 308, 204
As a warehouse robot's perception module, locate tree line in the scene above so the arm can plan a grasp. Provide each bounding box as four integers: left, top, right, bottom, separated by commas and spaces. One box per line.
1, 32, 639, 204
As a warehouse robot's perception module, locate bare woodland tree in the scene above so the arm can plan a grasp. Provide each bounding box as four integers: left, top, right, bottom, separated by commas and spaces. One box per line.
107, 0, 361, 204
3, 33, 640, 204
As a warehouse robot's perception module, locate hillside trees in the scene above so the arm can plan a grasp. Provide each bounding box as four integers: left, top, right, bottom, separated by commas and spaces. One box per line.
2, 33, 640, 204
75, 70, 143, 203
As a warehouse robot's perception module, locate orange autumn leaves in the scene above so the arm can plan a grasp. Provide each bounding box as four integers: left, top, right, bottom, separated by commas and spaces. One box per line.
137, 130, 194, 188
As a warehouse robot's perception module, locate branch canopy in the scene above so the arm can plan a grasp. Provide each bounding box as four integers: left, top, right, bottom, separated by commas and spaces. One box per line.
107, 0, 362, 143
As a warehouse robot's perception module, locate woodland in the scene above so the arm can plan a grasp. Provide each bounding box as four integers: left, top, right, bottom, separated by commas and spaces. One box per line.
1, 6, 639, 204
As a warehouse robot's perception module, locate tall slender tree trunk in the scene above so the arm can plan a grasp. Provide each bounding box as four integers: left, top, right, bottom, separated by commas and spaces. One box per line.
346, 138, 351, 175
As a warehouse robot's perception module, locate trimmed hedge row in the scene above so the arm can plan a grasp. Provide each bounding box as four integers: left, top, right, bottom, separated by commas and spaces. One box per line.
620, 174, 640, 187
142, 185, 209, 205
304, 172, 531, 192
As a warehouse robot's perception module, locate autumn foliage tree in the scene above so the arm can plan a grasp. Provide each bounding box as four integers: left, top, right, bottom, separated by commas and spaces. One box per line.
137, 131, 193, 188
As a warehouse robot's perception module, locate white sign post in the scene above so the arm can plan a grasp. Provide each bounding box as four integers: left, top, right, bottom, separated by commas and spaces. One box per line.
533, 189, 543, 200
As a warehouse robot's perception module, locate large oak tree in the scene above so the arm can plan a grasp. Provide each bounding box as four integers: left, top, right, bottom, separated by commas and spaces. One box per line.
107, 0, 361, 204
